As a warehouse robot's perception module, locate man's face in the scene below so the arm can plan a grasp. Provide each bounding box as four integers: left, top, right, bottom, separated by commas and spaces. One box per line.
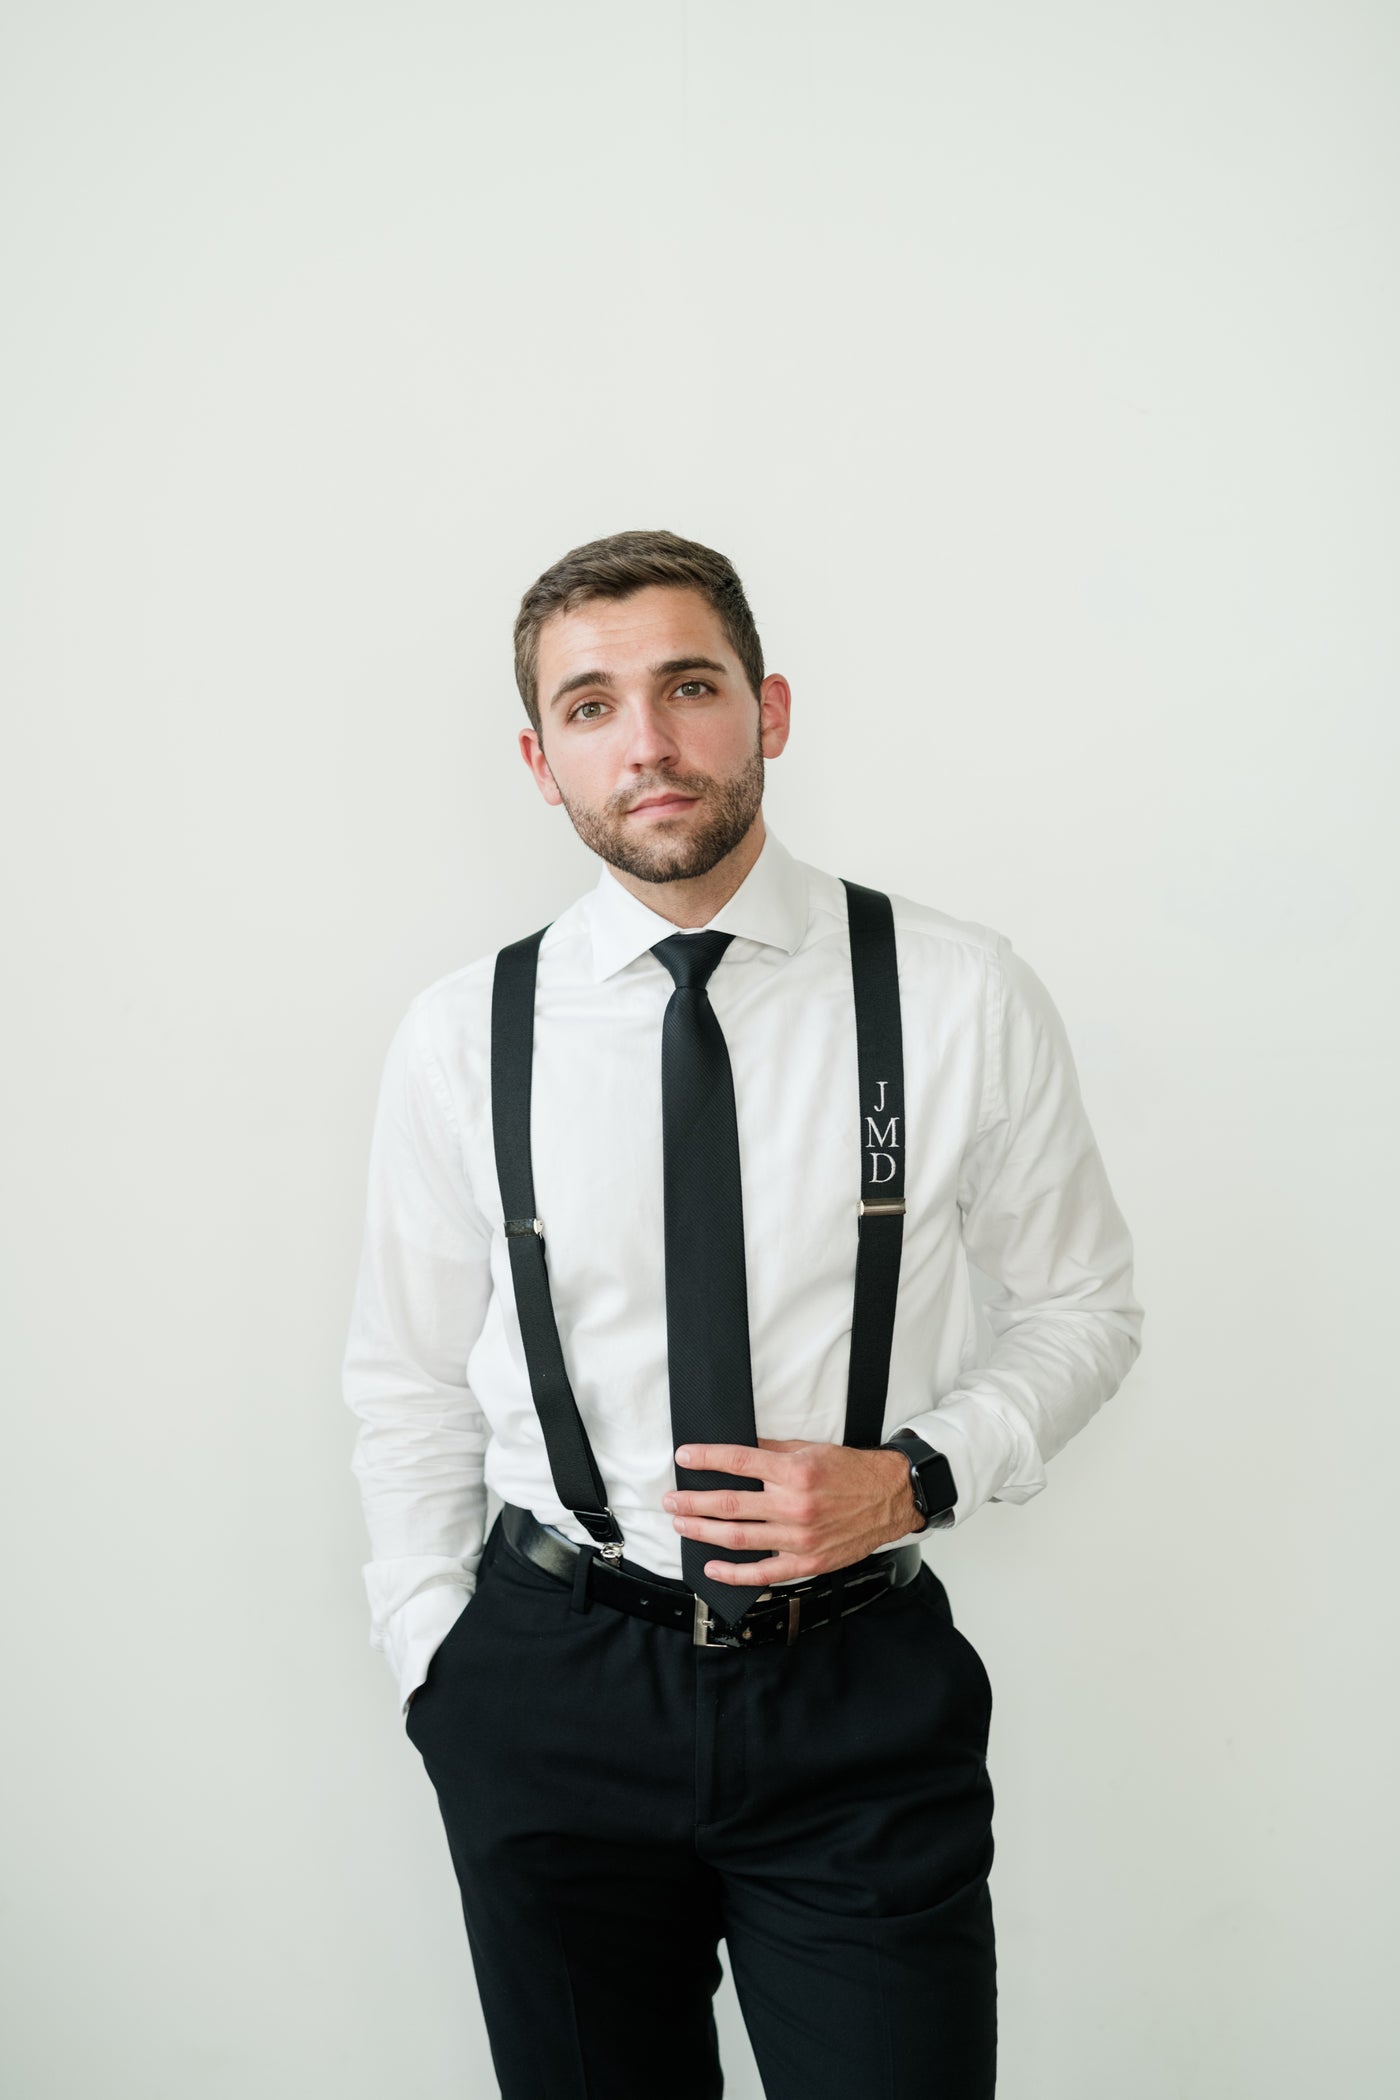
520, 585, 791, 885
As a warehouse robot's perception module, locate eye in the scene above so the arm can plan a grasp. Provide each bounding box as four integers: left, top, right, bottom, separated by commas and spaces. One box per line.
675, 680, 713, 698
569, 698, 607, 722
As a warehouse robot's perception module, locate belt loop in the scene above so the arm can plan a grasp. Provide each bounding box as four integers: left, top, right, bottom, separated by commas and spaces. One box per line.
571, 1542, 597, 1614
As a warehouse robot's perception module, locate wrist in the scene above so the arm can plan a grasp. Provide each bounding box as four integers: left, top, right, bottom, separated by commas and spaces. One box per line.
880, 1429, 958, 1531
878, 1445, 926, 1534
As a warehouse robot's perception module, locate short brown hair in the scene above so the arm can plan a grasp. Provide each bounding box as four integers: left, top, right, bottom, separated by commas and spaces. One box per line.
513, 528, 765, 735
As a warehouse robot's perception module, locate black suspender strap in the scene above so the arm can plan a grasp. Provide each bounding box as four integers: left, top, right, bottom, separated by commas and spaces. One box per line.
839, 879, 907, 1447
490, 929, 625, 1555
489, 883, 908, 1558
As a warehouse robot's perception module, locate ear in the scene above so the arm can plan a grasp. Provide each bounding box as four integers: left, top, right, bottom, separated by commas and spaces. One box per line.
758, 673, 792, 760
519, 726, 564, 808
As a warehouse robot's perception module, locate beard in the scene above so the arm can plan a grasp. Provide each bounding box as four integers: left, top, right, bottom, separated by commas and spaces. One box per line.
556, 739, 766, 886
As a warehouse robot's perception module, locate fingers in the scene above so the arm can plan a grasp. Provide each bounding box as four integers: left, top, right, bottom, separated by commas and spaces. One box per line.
702, 1556, 790, 1583
701, 1550, 829, 1583
666, 1485, 766, 1520
675, 1442, 791, 1482
674, 1513, 802, 1553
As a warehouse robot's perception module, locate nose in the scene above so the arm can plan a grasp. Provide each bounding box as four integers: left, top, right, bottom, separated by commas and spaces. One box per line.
621, 697, 681, 773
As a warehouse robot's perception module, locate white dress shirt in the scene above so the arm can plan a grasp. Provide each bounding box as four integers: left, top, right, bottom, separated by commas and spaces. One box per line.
343, 827, 1144, 1713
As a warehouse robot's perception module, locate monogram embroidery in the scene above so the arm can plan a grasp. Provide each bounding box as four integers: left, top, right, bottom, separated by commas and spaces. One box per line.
865, 1077, 901, 1186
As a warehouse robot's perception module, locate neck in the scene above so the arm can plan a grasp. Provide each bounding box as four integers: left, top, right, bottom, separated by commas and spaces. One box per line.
607, 812, 768, 928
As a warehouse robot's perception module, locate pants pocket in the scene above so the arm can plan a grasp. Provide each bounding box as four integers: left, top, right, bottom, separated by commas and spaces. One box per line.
913, 1572, 994, 1751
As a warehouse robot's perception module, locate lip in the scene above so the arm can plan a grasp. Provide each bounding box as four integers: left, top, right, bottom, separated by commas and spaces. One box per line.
628, 793, 699, 816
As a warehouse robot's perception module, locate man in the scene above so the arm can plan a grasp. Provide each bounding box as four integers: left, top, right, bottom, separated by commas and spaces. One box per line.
342, 529, 1144, 2099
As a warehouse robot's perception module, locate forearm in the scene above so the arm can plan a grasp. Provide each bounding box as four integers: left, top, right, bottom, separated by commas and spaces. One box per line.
901, 932, 1146, 1522
897, 1283, 1143, 1523
343, 997, 497, 1709
348, 1382, 490, 1665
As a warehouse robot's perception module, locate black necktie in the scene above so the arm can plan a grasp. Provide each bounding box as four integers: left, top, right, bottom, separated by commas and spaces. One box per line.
652, 929, 771, 1627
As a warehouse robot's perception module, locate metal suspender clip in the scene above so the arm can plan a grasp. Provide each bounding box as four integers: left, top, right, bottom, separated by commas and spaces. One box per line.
576, 1507, 625, 1561
504, 1217, 545, 1237
858, 1198, 906, 1216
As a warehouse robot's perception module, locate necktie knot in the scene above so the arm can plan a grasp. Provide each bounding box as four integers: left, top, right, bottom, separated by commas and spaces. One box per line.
651, 928, 735, 993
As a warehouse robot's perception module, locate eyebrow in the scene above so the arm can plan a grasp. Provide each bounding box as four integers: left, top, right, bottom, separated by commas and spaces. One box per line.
547, 657, 730, 714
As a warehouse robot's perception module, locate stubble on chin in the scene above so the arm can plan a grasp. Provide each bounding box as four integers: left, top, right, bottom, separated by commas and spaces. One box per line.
561, 748, 765, 887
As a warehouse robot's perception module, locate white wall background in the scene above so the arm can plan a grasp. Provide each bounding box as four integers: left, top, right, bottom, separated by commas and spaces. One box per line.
4, 3, 1395, 2094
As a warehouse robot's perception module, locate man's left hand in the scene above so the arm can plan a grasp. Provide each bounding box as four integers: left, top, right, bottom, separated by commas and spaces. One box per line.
663, 1437, 925, 1584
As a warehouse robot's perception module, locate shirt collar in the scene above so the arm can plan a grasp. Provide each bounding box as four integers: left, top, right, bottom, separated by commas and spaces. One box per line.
586, 823, 810, 984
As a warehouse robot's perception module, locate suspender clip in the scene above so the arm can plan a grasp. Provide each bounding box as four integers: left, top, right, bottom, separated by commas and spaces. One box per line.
858, 1197, 906, 1217
504, 1216, 545, 1237
576, 1506, 625, 1559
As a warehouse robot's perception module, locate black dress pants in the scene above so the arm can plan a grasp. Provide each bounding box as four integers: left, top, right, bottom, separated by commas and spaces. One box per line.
406, 1510, 997, 2099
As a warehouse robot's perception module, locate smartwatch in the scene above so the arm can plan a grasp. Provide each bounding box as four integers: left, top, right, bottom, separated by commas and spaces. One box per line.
881, 1429, 958, 1531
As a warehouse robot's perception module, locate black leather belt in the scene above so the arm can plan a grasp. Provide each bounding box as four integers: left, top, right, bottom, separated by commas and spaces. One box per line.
500, 1501, 923, 1650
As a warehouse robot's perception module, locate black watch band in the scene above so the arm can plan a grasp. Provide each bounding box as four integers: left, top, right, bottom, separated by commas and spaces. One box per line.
881, 1429, 957, 1530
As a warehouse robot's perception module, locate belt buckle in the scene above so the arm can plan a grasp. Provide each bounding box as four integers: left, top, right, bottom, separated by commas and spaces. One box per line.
692, 1596, 724, 1647
692, 1595, 754, 1649
692, 1590, 798, 1648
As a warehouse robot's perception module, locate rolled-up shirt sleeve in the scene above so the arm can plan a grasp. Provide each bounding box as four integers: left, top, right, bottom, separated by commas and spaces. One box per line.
897, 933, 1145, 1524
342, 997, 494, 1714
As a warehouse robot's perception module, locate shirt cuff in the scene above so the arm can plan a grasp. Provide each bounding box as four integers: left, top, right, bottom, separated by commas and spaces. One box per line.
386, 1578, 476, 1716
891, 1390, 1047, 1527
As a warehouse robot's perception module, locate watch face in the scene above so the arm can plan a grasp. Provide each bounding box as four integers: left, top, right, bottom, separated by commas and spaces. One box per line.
884, 1433, 956, 1523
912, 1450, 956, 1520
